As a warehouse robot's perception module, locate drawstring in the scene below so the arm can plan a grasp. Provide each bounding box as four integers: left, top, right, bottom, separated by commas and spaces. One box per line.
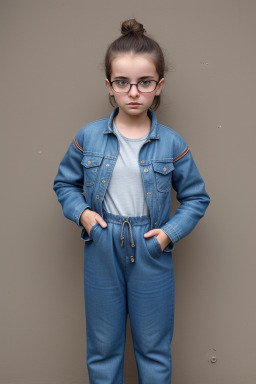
120, 218, 135, 263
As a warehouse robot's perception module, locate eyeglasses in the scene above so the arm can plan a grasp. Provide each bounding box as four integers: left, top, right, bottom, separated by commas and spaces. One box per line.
110, 79, 161, 93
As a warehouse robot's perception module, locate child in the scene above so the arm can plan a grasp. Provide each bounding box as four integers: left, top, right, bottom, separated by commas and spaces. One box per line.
53, 18, 210, 384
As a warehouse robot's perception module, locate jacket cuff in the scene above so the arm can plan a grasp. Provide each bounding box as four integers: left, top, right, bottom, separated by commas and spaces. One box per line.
160, 222, 181, 248
75, 203, 91, 227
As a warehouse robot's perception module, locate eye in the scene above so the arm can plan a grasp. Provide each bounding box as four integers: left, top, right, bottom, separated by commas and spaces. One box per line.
139, 80, 151, 86
116, 80, 128, 86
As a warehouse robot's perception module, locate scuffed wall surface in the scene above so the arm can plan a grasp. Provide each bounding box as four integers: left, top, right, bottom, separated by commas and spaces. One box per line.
0, 1, 255, 383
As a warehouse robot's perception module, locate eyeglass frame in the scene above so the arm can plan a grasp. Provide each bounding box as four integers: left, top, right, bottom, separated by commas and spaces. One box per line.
109, 79, 162, 94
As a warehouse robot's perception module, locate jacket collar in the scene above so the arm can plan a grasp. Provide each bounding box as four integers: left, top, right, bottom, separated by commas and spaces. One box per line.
103, 107, 160, 140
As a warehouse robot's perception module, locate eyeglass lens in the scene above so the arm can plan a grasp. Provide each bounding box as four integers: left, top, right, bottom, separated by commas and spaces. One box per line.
112, 80, 157, 93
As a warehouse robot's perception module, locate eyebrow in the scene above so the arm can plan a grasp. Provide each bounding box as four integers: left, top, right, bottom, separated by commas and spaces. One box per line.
113, 75, 155, 80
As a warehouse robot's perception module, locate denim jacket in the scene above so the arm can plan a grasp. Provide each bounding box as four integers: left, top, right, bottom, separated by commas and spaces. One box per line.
53, 107, 210, 254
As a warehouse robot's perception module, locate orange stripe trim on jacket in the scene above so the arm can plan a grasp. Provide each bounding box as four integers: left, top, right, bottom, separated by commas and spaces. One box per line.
73, 137, 83, 152
173, 146, 189, 162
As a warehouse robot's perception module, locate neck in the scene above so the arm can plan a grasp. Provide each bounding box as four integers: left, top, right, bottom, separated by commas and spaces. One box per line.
113, 108, 151, 138
114, 108, 150, 128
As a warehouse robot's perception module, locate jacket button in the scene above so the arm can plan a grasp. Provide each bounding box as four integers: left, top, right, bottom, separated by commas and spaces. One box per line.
147, 192, 151, 195
87, 160, 91, 164
96, 194, 99, 199
102, 180, 106, 183
144, 168, 149, 173
140, 160, 145, 163
106, 164, 110, 167
163, 167, 167, 171
130, 256, 135, 263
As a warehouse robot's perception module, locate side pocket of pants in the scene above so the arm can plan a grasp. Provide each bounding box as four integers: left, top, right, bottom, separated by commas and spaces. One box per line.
81, 222, 100, 242
145, 236, 163, 259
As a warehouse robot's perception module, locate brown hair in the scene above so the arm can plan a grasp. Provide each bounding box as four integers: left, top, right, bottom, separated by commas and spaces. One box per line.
104, 19, 169, 110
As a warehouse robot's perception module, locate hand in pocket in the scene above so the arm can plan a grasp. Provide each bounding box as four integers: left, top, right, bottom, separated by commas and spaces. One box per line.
144, 228, 171, 251
79, 209, 107, 235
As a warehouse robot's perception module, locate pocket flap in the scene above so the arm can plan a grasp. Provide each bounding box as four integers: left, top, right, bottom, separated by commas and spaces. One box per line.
81, 154, 104, 168
152, 160, 174, 175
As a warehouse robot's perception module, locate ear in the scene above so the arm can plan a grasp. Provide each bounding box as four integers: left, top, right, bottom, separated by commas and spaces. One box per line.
155, 78, 165, 96
105, 78, 114, 96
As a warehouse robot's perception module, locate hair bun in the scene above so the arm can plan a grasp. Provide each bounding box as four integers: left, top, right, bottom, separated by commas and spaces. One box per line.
121, 19, 146, 36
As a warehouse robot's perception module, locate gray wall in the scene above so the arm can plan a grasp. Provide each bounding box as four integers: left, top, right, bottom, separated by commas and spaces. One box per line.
1, 1, 255, 383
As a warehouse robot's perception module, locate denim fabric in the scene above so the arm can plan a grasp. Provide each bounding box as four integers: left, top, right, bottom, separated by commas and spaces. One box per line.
53, 107, 210, 383
53, 107, 210, 251
84, 210, 175, 384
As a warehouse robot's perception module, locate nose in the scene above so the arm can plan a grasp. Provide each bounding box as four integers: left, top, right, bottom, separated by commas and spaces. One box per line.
128, 84, 140, 97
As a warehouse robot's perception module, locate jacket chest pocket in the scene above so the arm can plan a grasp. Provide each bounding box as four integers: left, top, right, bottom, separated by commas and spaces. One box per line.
81, 153, 104, 186
152, 160, 174, 193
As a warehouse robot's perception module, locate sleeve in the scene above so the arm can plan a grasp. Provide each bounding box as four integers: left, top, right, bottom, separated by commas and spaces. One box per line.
160, 144, 210, 248
53, 136, 91, 227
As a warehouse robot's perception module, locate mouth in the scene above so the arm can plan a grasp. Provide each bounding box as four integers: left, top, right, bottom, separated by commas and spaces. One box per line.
128, 103, 141, 105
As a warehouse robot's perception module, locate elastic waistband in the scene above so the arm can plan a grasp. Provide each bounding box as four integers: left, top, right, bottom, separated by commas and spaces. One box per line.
102, 209, 150, 226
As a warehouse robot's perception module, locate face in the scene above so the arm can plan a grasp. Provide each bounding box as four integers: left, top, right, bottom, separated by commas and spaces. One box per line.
105, 53, 165, 117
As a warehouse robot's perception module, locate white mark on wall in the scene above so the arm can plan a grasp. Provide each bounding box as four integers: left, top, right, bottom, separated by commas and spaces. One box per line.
200, 61, 209, 70
211, 355, 217, 363
207, 348, 217, 364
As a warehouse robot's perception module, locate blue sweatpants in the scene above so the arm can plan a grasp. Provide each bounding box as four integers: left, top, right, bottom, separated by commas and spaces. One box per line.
83, 210, 175, 384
